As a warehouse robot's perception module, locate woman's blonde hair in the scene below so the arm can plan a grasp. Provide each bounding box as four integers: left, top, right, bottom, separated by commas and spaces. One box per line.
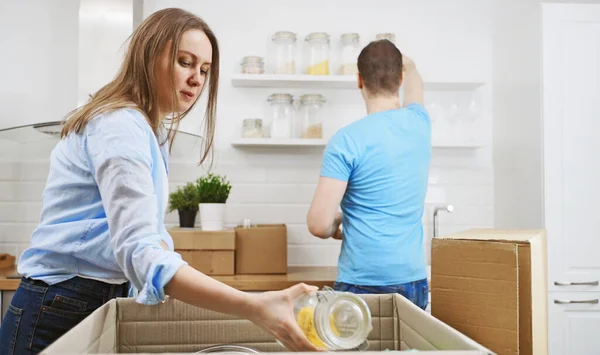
61, 8, 219, 165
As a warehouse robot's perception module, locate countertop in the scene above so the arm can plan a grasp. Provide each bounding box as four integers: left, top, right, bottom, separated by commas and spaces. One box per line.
0, 266, 337, 292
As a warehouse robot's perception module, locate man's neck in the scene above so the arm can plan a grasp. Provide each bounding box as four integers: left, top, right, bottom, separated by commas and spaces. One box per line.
365, 96, 401, 115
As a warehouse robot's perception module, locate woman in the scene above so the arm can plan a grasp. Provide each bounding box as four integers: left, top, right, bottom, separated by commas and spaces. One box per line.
0, 8, 319, 355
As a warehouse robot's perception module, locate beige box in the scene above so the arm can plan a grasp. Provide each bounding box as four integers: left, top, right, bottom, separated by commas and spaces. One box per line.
43, 294, 494, 354
431, 229, 548, 355
171, 228, 236, 276
235, 224, 287, 274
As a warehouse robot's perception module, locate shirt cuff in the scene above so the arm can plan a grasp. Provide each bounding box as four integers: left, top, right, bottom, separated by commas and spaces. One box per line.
135, 254, 187, 305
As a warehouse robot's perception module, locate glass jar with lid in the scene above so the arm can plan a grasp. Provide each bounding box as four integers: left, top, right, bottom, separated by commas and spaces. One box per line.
241, 118, 263, 138
338, 33, 361, 75
269, 31, 297, 75
375, 32, 396, 44
297, 94, 325, 139
241, 56, 264, 74
304, 32, 330, 75
266, 93, 294, 139
293, 287, 372, 350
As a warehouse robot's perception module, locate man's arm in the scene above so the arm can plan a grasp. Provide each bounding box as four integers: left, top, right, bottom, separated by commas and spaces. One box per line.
401, 55, 424, 107
307, 177, 348, 239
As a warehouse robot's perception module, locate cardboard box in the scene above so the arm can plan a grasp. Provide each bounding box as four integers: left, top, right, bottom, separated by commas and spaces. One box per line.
235, 224, 287, 274
171, 228, 236, 276
43, 294, 494, 354
431, 229, 548, 355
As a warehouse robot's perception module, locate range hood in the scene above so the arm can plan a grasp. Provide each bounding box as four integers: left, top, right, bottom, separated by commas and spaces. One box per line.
0, 0, 201, 144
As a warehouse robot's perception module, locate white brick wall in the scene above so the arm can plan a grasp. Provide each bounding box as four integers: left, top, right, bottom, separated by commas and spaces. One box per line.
0, 137, 494, 267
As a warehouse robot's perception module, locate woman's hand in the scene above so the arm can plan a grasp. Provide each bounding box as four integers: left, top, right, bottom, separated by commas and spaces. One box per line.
246, 283, 325, 352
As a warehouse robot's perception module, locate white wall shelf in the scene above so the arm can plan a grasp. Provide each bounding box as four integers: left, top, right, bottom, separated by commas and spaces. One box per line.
231, 74, 485, 91
231, 138, 485, 149
231, 138, 327, 147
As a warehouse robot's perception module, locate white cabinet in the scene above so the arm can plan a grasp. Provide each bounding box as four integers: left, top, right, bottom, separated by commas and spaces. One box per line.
543, 4, 600, 355
548, 292, 600, 355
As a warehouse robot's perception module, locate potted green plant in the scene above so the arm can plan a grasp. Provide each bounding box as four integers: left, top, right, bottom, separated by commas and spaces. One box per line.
196, 173, 232, 231
168, 182, 200, 228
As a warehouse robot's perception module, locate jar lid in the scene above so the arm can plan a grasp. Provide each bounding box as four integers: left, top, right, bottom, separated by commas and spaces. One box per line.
315, 292, 372, 350
272, 31, 297, 41
243, 118, 262, 126
300, 94, 326, 104
340, 33, 360, 43
268, 93, 293, 103
241, 56, 264, 65
305, 32, 330, 42
375, 33, 396, 43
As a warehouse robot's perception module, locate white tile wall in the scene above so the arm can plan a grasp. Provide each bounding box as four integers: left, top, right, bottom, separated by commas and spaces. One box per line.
0, 0, 496, 267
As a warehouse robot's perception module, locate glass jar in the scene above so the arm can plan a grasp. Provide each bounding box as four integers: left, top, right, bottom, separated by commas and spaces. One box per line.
298, 94, 325, 139
241, 118, 263, 138
375, 33, 396, 44
266, 93, 294, 138
338, 33, 360, 75
304, 32, 330, 75
270, 31, 297, 75
293, 287, 372, 350
241, 56, 264, 74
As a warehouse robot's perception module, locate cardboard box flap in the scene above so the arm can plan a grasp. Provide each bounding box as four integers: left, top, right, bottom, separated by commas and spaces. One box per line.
438, 229, 544, 243
432, 239, 519, 353
41, 298, 118, 354
432, 229, 547, 355
394, 295, 494, 354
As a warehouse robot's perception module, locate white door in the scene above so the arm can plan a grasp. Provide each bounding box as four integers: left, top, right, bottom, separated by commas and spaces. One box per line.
543, 3, 600, 292
543, 4, 600, 355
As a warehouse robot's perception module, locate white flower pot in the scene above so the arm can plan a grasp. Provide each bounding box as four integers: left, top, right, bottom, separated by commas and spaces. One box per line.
199, 203, 225, 231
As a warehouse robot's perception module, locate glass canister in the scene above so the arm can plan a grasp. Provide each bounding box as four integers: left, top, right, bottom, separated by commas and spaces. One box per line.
266, 93, 294, 139
304, 32, 330, 75
338, 33, 361, 75
293, 287, 372, 350
241, 118, 263, 138
298, 94, 325, 139
241, 56, 264, 74
375, 33, 396, 44
269, 31, 297, 75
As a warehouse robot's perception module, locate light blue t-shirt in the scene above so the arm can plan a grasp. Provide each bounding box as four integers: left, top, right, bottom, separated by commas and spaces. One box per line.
321, 103, 431, 286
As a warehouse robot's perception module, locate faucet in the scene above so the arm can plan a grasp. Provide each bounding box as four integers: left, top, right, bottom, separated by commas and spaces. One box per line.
432, 205, 454, 238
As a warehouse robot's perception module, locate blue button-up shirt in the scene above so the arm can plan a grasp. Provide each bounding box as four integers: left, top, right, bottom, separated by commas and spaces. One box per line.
18, 108, 187, 305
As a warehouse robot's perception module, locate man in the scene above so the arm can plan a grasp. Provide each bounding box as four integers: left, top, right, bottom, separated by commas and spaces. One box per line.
306, 40, 430, 310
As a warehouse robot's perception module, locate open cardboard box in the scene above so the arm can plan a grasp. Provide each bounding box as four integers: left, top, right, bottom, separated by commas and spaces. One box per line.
43, 294, 494, 354
431, 229, 548, 355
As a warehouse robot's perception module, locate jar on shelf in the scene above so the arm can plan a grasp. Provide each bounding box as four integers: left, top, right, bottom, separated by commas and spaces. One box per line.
375, 32, 396, 44
338, 33, 361, 75
241, 118, 263, 138
304, 32, 330, 75
293, 287, 372, 350
297, 94, 325, 139
266, 93, 294, 138
240, 56, 264, 74
269, 31, 297, 75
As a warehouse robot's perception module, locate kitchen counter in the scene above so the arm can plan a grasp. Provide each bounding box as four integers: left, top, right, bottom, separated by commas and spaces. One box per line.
0, 266, 337, 291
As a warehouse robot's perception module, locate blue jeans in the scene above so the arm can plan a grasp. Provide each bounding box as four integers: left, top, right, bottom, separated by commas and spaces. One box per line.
333, 278, 429, 310
0, 277, 128, 355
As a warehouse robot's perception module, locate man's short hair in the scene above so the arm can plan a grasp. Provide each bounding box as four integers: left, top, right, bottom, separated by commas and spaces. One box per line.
357, 40, 403, 96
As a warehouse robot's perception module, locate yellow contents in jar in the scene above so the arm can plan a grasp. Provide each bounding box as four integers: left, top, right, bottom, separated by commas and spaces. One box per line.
297, 306, 340, 348
308, 60, 329, 75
